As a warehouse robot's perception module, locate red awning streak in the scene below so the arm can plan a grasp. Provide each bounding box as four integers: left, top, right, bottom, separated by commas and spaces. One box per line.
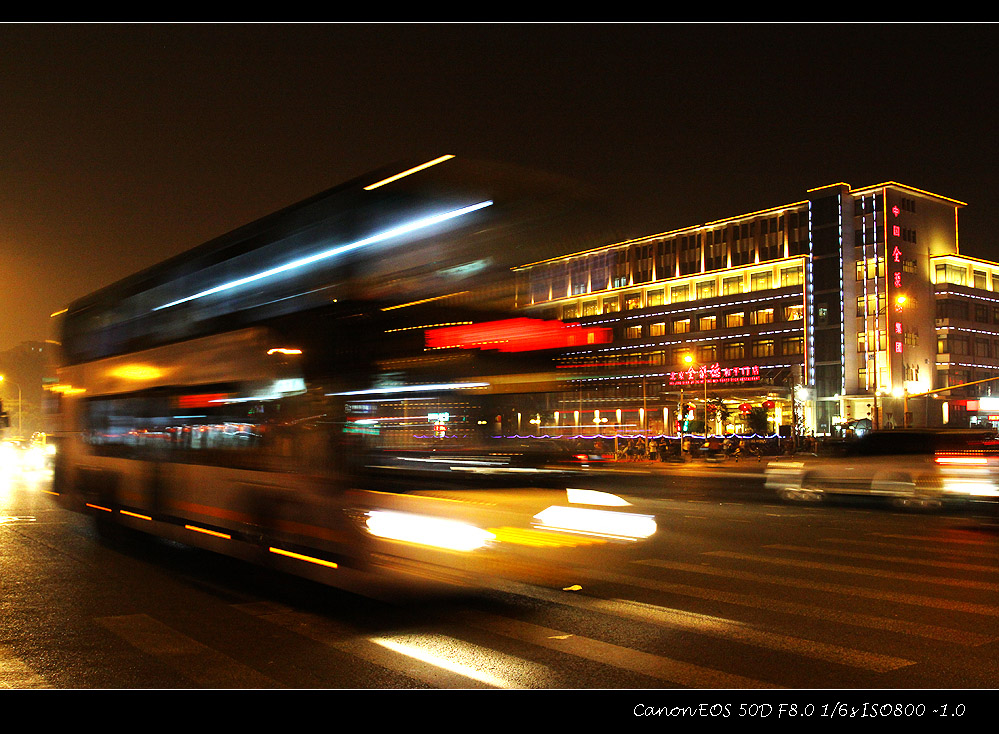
425, 318, 612, 352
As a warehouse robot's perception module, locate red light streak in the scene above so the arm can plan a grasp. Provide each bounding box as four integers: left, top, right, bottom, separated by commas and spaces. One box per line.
425, 318, 611, 352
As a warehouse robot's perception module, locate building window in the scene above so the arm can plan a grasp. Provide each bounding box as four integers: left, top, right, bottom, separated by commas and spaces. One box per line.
698, 344, 717, 362
672, 318, 690, 334
650, 322, 666, 337
626, 325, 642, 339
780, 266, 803, 287
750, 308, 774, 325
936, 299, 968, 320
647, 289, 664, 307
602, 297, 619, 314
724, 342, 745, 360
670, 284, 689, 303
935, 264, 967, 286
696, 280, 717, 299
582, 300, 598, 316
562, 304, 578, 319
722, 276, 744, 295
858, 293, 887, 317
752, 339, 775, 358
725, 311, 745, 328
750, 271, 772, 291
783, 336, 805, 355
785, 304, 804, 321
974, 271, 988, 289
698, 314, 716, 331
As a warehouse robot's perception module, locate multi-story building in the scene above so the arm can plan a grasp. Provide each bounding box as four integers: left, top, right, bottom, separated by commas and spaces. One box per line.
514, 181, 998, 438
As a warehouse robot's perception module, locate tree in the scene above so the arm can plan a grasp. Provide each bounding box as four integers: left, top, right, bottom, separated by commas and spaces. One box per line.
747, 406, 769, 435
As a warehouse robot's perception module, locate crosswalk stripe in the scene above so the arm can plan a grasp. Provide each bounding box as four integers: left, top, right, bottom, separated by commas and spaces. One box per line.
0, 645, 50, 689
762, 544, 999, 585
577, 596, 910, 672
620, 562, 993, 646
454, 610, 779, 688
474, 578, 912, 673
820, 536, 999, 560
872, 532, 999, 551
233, 602, 553, 688
96, 614, 282, 688
698, 552, 999, 615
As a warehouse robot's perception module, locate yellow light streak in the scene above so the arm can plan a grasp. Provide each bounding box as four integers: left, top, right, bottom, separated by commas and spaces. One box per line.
268, 547, 338, 569
120, 510, 152, 521
184, 524, 231, 539
363, 155, 455, 190
85, 503, 112, 513
488, 526, 606, 548
266, 348, 303, 355
380, 291, 469, 311
45, 383, 86, 395
107, 364, 166, 381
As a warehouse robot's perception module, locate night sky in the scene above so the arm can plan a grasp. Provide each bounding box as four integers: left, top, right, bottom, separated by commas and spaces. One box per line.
2, 23, 996, 351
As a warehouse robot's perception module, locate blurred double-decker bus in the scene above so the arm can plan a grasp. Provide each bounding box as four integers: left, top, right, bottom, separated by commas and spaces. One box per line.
45, 156, 656, 595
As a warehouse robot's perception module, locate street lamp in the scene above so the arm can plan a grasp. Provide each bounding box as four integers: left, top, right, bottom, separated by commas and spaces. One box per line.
869, 294, 908, 430
0, 376, 21, 437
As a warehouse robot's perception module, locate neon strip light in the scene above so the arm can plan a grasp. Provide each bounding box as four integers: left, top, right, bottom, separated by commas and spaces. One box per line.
269, 547, 338, 569
121, 510, 152, 521
184, 524, 231, 539
153, 200, 492, 311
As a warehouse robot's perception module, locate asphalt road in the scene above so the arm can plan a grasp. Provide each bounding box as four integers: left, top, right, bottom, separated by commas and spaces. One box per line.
2, 459, 998, 716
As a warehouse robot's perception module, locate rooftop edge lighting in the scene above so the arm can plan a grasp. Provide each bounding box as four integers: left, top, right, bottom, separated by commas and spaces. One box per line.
153, 199, 492, 311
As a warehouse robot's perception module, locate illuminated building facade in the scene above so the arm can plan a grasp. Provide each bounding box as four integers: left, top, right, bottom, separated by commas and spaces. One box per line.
515, 181, 996, 437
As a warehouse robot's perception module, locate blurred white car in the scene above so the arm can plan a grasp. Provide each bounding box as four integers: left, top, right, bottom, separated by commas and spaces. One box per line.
766, 429, 999, 508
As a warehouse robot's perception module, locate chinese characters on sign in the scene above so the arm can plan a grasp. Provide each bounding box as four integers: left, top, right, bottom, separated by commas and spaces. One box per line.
667, 363, 761, 386
892, 242, 903, 355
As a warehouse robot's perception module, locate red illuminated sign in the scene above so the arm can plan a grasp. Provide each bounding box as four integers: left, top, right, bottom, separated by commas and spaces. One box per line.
426, 318, 612, 352
667, 362, 761, 387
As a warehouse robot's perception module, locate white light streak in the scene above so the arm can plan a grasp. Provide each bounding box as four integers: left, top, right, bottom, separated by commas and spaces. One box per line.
153, 200, 492, 311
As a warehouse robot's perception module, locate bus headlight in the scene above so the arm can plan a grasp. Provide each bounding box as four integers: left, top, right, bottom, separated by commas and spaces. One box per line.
365, 510, 496, 552
532, 506, 657, 541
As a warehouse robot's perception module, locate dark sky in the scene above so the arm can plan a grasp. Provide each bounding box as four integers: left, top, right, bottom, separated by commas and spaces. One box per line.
2, 22, 996, 351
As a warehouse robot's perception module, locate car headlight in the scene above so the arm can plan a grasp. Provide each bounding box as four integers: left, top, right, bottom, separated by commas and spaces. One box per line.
365, 510, 496, 552
533, 505, 657, 541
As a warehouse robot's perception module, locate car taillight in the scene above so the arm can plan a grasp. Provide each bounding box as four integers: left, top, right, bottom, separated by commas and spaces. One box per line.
935, 455, 988, 465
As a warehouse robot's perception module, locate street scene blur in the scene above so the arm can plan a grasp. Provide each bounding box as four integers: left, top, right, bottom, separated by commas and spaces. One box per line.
0, 154, 997, 697
4, 21, 999, 707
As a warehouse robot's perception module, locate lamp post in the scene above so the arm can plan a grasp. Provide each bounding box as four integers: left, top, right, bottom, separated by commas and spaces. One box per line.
683, 354, 709, 435
0, 376, 22, 437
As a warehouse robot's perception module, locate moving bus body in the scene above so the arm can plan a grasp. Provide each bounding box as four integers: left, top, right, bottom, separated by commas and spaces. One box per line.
47, 157, 656, 595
